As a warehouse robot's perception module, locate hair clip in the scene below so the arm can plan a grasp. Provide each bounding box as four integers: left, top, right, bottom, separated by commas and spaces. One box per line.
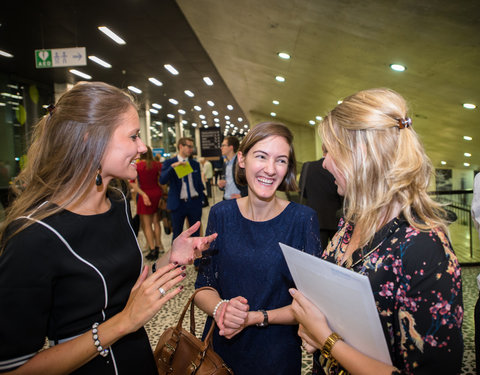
396, 117, 412, 129
46, 104, 56, 116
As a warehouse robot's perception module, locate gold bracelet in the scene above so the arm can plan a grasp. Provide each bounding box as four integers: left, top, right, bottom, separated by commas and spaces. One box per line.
321, 332, 343, 359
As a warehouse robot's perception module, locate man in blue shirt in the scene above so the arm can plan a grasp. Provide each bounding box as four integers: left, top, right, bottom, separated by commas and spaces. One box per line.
218, 136, 248, 199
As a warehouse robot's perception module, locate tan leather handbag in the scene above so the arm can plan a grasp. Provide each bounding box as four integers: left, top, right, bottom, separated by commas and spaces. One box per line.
154, 287, 233, 375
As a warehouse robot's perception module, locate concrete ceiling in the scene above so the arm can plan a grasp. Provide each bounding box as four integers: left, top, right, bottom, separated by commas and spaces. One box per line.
177, 0, 480, 170
1, 0, 479, 170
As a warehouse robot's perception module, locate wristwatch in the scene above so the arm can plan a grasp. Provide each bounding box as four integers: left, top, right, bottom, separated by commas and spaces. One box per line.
256, 310, 269, 327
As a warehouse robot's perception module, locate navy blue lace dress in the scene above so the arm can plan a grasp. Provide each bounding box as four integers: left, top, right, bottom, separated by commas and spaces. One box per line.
195, 199, 322, 375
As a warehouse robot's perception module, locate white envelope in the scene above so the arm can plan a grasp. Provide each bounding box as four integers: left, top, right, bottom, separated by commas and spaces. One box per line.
280, 242, 392, 365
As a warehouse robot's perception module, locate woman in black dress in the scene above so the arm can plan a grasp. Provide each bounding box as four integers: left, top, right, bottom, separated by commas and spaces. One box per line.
0, 82, 216, 374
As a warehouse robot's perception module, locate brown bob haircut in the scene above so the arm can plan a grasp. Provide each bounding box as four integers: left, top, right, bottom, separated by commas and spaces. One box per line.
235, 121, 298, 192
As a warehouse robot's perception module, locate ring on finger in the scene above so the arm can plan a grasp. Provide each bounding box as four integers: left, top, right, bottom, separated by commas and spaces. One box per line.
159, 287, 166, 297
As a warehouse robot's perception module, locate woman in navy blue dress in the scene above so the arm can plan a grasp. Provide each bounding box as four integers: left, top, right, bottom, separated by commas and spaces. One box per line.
195, 122, 321, 374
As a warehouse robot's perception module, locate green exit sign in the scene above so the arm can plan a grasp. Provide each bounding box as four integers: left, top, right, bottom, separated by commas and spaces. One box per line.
35, 47, 86, 69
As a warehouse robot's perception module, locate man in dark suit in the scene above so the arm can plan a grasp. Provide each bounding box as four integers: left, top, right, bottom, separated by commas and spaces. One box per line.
299, 152, 343, 250
160, 137, 204, 240
218, 136, 248, 199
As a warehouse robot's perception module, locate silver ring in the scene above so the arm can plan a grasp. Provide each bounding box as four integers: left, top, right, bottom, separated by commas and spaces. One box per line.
158, 287, 166, 297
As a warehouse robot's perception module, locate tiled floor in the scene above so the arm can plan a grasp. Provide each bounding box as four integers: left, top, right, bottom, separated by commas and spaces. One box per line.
138, 186, 478, 374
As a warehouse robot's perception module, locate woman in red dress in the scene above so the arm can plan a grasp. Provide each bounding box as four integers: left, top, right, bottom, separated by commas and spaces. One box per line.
134, 147, 164, 260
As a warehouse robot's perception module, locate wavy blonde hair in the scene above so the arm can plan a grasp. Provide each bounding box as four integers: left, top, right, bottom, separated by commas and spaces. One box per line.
0, 82, 136, 251
320, 88, 447, 248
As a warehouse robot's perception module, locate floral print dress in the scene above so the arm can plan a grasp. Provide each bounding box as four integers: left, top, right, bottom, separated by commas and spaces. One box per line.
313, 216, 463, 375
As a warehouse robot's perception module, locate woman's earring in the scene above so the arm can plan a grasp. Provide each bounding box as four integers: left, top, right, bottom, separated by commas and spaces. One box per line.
95, 168, 103, 186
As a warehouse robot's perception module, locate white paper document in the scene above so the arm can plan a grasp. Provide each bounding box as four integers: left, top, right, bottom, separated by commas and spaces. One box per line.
280, 242, 392, 365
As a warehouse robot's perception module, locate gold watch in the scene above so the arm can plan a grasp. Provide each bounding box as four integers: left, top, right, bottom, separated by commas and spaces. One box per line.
321, 332, 343, 359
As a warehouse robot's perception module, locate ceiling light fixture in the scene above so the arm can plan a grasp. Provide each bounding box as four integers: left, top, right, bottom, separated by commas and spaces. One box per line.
148, 77, 163, 86
238, 117, 243, 122
152, 103, 162, 109
464, 153, 472, 157
88, 56, 112, 68
168, 98, 179, 105
337, 100, 343, 104
194, 106, 202, 111
149, 109, 158, 114
98, 26, 126, 45
464, 162, 470, 167
227, 105, 233, 110
225, 115, 230, 120
127, 85, 142, 94
390, 64, 406, 72
440, 161, 447, 165
212, 110, 219, 116
69, 69, 92, 80
215, 123, 220, 127
199, 114, 206, 119
0, 49, 13, 58
164, 64, 179, 75
178, 109, 186, 115
270, 112, 276, 117
309, 120, 315, 125
463, 103, 476, 109
273, 100, 279, 105
464, 136, 473, 141
184, 90, 194, 97
275, 76, 285, 82
207, 100, 215, 107
203, 77, 213, 86
167, 114, 175, 119
277, 52, 291, 60
316, 116, 323, 121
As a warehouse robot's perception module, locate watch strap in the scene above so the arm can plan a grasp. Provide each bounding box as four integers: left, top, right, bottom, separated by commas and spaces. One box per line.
256, 309, 269, 327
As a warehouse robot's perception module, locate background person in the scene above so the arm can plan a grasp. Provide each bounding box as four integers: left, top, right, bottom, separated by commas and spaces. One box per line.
217, 136, 248, 199
131, 146, 164, 260
160, 138, 204, 240
291, 88, 463, 375
194, 122, 321, 375
0, 82, 216, 374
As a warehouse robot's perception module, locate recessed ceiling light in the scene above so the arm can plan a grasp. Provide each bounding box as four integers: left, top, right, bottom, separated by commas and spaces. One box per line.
148, 77, 163, 86
275, 76, 285, 82
167, 114, 175, 119
244, 124, 248, 128
464, 162, 470, 167
201, 120, 207, 124
273, 100, 279, 105
464, 136, 473, 141
214, 118, 219, 122
270, 112, 276, 117
212, 110, 219, 116
127, 85, 142, 94
316, 116, 323, 121
226, 120, 231, 124
149, 108, 158, 114
184, 90, 194, 97
227, 105, 234, 110
441, 161, 447, 165
464, 152, 472, 157
207, 100, 215, 107
178, 109, 186, 115
69, 69, 92, 80
194, 106, 202, 111
337, 100, 343, 104
199, 114, 206, 119
164, 64, 179, 75
225, 115, 230, 120
390, 64, 406, 72
182, 120, 188, 124
152, 103, 162, 109
98, 26, 126, 45
192, 123, 197, 127
238, 117, 243, 122
463, 103, 476, 109
168, 98, 179, 105
215, 123, 220, 127
277, 52, 291, 60
309, 120, 315, 125
203, 77, 213, 86
88, 56, 112, 68
0, 49, 14, 58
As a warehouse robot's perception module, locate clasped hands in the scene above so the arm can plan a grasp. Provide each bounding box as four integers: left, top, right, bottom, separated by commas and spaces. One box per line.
214, 296, 253, 339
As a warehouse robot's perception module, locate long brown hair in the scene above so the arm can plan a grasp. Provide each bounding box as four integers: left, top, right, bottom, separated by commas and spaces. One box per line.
0, 82, 137, 251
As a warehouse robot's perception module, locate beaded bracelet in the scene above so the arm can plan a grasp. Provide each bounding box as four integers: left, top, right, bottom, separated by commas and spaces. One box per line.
92, 322, 109, 357
213, 299, 229, 319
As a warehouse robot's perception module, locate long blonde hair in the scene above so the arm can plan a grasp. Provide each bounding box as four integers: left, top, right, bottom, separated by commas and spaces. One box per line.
0, 82, 136, 251
320, 88, 447, 248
